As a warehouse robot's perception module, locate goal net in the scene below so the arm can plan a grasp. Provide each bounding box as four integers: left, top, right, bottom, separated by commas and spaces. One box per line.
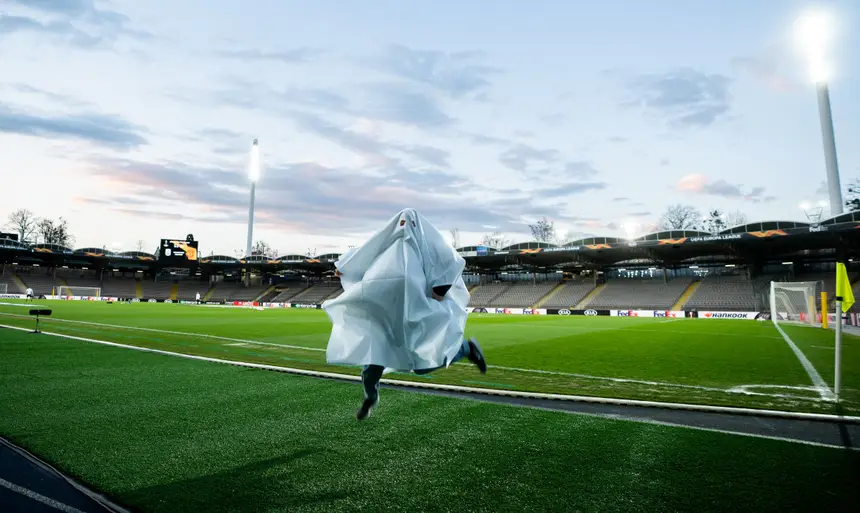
0, 284, 6, 294
769, 281, 820, 326
54, 286, 101, 298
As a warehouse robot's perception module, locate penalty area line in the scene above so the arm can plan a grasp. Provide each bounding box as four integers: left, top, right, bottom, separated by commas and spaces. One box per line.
772, 321, 835, 402
2, 323, 859, 426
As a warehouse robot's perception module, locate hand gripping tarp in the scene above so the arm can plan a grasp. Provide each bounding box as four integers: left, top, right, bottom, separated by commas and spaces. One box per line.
322, 209, 470, 372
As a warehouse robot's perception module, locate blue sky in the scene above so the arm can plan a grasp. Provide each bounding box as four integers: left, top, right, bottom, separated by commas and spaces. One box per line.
1, 0, 859, 256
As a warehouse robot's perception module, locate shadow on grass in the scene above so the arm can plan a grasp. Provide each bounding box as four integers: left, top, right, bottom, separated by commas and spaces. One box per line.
123, 448, 347, 512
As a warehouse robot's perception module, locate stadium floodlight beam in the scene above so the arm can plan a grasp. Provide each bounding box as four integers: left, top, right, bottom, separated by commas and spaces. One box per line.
794, 9, 844, 216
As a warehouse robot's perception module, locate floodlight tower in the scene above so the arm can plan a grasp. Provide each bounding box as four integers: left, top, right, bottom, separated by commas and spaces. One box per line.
244, 139, 260, 286
795, 9, 843, 215
245, 139, 260, 259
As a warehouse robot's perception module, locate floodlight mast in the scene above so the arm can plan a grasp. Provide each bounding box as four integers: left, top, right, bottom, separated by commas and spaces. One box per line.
245, 139, 260, 285
795, 10, 843, 215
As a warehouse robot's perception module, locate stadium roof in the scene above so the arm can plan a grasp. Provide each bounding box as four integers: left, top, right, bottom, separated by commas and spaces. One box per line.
2, 213, 859, 273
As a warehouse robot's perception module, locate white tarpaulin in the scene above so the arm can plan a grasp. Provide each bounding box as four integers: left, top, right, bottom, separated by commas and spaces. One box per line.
322, 209, 470, 371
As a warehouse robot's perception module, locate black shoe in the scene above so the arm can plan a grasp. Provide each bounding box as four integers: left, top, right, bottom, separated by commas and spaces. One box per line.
356, 397, 378, 421
467, 338, 487, 374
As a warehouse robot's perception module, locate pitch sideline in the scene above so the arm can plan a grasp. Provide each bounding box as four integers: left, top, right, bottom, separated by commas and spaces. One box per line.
2, 323, 859, 432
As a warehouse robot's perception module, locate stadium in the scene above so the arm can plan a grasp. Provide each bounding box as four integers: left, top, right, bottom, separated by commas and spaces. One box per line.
1, 210, 859, 511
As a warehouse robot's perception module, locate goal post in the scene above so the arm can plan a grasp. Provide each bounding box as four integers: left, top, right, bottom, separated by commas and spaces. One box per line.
54, 286, 101, 298
769, 281, 820, 327
0, 284, 7, 294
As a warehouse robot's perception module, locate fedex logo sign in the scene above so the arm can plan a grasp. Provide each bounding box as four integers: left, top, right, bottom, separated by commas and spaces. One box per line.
617, 311, 639, 317
653, 311, 678, 318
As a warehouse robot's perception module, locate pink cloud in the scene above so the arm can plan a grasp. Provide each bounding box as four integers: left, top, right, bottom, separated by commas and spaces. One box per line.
676, 174, 707, 193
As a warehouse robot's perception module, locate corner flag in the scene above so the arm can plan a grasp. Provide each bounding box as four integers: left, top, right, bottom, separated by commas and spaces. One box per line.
836, 262, 854, 313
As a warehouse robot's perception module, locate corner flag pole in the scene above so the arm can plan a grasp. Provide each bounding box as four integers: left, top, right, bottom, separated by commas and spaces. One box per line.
834, 295, 842, 400
834, 262, 855, 401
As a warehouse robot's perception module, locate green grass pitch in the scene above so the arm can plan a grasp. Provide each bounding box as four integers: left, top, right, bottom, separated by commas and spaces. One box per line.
1, 326, 859, 512
0, 300, 857, 415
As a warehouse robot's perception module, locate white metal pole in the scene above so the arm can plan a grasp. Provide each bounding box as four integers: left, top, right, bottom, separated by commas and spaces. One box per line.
244, 181, 256, 287
816, 83, 843, 215
834, 299, 842, 400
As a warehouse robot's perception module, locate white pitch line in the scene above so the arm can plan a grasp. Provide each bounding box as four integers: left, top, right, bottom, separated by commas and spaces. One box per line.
772, 322, 835, 401
3, 324, 858, 427
0, 477, 89, 513
0, 313, 827, 402
0, 312, 326, 353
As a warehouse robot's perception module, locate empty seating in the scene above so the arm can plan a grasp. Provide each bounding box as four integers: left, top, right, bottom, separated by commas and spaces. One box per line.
542, 281, 596, 308
684, 276, 756, 311
0, 273, 23, 294
102, 278, 139, 298
208, 282, 268, 301
468, 283, 511, 306
16, 272, 62, 295
289, 283, 340, 303
142, 281, 174, 299
489, 281, 558, 307
587, 278, 693, 310
176, 282, 210, 300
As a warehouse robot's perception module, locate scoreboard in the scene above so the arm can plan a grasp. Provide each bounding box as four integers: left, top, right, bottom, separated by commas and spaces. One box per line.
159, 238, 199, 264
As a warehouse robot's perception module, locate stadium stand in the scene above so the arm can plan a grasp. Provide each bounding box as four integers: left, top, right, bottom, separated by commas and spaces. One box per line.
468, 283, 511, 306
102, 277, 139, 298
489, 281, 558, 307
541, 281, 597, 308
684, 276, 757, 312
15, 271, 61, 296
142, 281, 174, 299
176, 281, 209, 300
288, 283, 341, 303
586, 278, 694, 310
207, 282, 268, 302
271, 287, 306, 302
0, 272, 23, 294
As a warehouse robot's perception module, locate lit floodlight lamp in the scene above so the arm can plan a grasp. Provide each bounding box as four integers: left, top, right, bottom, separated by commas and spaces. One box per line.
622, 222, 638, 240
794, 10, 835, 84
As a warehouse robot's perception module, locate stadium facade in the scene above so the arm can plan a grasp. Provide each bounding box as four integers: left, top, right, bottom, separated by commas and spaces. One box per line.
1, 212, 859, 317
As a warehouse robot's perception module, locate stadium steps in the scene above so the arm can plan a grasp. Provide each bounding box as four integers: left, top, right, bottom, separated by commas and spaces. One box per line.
169, 283, 179, 301
202, 284, 216, 301
575, 284, 606, 309
672, 280, 702, 311
255, 285, 278, 302
58, 277, 71, 295
135, 279, 143, 299
10, 274, 27, 293
534, 281, 567, 308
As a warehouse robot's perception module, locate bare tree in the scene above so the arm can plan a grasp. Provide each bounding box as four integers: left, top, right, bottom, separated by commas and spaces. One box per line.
5, 208, 38, 243
659, 204, 702, 230
36, 217, 74, 247
480, 231, 509, 250
723, 209, 748, 228
234, 249, 246, 259
135, 239, 146, 252
252, 240, 276, 257
529, 217, 556, 243
701, 210, 726, 234
449, 228, 460, 248
701, 209, 748, 234
845, 179, 860, 212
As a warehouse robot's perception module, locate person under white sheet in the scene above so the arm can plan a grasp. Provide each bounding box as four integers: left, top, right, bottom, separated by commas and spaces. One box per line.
322, 208, 487, 420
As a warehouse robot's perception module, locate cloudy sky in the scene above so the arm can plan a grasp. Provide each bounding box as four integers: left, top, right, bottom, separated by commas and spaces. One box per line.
2, 0, 859, 256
